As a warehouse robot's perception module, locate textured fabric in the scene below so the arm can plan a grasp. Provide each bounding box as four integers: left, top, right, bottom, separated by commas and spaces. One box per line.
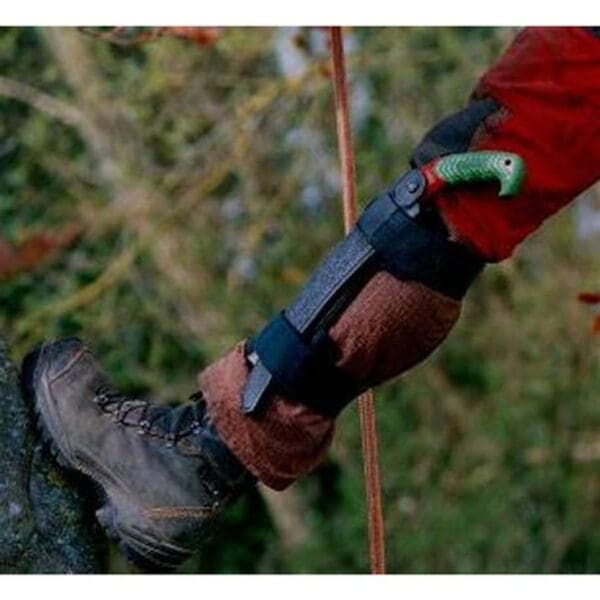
330, 273, 461, 384
199, 274, 461, 490
199, 343, 335, 491
436, 27, 600, 261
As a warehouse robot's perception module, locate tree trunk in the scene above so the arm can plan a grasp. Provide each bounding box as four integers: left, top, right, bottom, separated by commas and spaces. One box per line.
0, 341, 104, 573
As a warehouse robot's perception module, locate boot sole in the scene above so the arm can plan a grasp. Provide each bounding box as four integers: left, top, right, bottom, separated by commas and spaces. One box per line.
21, 346, 191, 573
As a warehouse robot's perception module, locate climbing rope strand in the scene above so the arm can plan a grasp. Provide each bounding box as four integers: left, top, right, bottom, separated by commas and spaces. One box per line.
329, 26, 386, 575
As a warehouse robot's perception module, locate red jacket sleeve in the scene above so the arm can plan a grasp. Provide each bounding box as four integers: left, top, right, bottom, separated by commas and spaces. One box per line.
436, 27, 600, 261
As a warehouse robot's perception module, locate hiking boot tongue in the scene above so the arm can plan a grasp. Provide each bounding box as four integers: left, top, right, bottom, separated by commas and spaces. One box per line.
139, 401, 204, 446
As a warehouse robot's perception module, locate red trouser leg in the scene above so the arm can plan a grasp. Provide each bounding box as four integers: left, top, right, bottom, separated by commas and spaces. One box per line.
199, 27, 600, 490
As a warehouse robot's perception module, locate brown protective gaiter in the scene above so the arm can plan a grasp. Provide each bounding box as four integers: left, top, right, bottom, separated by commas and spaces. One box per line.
198, 272, 462, 490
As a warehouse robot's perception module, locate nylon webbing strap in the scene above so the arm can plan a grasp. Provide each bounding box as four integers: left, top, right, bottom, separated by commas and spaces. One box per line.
250, 311, 360, 417
329, 26, 386, 575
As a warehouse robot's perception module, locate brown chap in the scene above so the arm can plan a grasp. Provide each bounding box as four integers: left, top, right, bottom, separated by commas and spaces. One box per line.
199, 272, 461, 490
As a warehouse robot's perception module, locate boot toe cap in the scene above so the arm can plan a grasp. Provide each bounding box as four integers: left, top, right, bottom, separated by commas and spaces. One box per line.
42, 337, 86, 379
23, 337, 86, 386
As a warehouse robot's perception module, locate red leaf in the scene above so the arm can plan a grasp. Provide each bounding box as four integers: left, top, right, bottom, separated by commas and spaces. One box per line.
0, 222, 81, 281
578, 292, 600, 305
164, 27, 222, 47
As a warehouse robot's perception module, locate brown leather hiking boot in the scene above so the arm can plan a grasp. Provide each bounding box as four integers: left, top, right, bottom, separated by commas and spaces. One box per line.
21, 337, 255, 572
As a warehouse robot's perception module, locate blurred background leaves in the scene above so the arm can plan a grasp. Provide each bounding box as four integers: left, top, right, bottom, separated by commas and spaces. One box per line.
0, 26, 598, 573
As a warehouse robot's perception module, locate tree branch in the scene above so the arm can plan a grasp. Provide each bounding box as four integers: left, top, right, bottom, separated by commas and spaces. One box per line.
0, 75, 86, 130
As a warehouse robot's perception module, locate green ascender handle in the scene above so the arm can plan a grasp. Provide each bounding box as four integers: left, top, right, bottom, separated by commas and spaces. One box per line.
434, 151, 526, 197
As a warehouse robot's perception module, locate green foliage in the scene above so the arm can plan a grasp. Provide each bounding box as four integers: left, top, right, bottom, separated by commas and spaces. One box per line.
0, 26, 598, 573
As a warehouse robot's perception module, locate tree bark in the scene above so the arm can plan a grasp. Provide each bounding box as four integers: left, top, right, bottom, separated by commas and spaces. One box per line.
0, 341, 104, 573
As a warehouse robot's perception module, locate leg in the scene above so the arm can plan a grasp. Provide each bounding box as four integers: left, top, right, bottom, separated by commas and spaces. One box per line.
23, 27, 600, 571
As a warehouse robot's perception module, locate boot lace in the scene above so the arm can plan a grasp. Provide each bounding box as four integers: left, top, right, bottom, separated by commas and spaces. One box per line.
93, 386, 206, 447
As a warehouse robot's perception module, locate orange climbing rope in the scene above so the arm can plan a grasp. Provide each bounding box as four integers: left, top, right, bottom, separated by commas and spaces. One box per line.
329, 26, 386, 575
